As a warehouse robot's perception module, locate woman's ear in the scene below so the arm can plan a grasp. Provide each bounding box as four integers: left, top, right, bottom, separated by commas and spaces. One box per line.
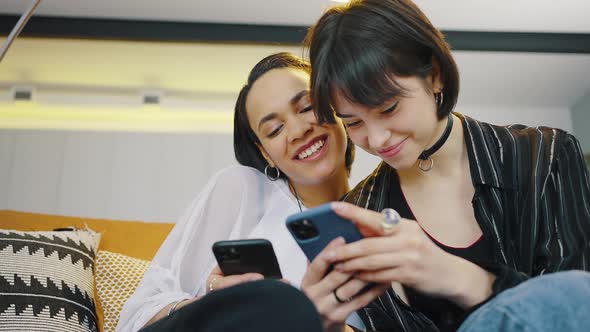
255, 142, 275, 167
430, 57, 444, 93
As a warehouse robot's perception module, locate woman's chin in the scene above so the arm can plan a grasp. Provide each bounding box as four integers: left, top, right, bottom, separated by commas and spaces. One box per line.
384, 156, 416, 171
291, 164, 338, 185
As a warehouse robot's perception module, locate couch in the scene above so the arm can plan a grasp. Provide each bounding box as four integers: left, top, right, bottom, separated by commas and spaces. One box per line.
0, 210, 174, 332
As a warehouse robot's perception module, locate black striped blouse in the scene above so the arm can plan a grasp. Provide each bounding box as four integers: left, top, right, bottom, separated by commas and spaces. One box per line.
344, 113, 590, 332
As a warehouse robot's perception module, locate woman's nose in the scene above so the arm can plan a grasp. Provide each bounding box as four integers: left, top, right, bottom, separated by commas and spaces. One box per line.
367, 124, 391, 150
288, 116, 313, 142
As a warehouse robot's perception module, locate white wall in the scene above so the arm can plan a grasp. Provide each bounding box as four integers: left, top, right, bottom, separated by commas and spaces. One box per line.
572, 93, 590, 153
0, 130, 235, 222
0, 106, 574, 222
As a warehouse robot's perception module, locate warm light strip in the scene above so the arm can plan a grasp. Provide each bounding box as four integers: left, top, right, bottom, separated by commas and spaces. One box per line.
0, 104, 234, 133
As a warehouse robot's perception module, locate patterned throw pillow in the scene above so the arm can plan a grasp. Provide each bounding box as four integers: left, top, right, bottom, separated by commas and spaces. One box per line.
0, 229, 101, 332
95, 250, 150, 332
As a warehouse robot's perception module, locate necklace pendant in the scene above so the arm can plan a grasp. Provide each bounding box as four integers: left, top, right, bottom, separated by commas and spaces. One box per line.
417, 113, 453, 172
418, 158, 434, 172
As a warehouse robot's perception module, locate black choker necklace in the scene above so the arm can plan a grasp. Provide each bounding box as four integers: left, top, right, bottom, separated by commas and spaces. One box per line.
418, 113, 454, 172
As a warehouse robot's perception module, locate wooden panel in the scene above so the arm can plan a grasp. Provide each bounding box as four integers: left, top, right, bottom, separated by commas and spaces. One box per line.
58, 131, 115, 218
106, 132, 163, 222
8, 131, 66, 214
0, 130, 16, 209
155, 133, 212, 222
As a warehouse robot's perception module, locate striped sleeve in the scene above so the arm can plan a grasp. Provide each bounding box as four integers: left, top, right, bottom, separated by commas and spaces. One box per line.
536, 133, 590, 273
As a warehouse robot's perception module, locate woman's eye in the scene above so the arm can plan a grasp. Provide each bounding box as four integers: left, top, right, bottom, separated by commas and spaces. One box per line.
300, 106, 313, 113
345, 120, 362, 128
382, 101, 399, 114
267, 125, 283, 138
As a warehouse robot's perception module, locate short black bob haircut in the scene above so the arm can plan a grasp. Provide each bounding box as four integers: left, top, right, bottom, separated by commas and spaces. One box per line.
233, 52, 355, 180
305, 0, 460, 124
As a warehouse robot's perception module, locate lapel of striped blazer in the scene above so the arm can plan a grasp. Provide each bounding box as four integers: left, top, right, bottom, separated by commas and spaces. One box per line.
344, 166, 439, 331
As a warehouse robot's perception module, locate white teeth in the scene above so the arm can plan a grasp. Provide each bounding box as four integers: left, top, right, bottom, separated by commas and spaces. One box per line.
298, 139, 325, 160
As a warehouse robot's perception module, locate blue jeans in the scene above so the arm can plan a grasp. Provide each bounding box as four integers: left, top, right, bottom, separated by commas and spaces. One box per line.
458, 270, 590, 331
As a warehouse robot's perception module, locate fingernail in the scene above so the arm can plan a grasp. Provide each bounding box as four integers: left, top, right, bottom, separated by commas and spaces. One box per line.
332, 202, 346, 212
325, 251, 335, 261
328, 237, 344, 248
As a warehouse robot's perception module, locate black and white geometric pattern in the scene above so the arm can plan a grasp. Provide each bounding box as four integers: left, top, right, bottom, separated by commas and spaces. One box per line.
0, 229, 101, 332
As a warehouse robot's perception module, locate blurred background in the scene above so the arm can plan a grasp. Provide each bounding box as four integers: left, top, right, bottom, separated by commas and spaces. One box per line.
1, 0, 589, 223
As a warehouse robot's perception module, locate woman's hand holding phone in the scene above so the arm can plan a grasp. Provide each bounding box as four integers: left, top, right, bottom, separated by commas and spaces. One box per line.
301, 237, 389, 332
328, 202, 495, 309
208, 239, 286, 293
206, 265, 264, 293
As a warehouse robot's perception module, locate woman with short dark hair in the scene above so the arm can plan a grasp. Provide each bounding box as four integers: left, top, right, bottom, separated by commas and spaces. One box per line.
305, 0, 590, 331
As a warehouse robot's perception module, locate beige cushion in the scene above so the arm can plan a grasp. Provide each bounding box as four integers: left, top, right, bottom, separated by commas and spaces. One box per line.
95, 250, 150, 332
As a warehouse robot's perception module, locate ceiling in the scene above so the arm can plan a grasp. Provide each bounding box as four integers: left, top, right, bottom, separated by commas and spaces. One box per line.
2, 0, 590, 33
2, 37, 588, 108
1, 1, 589, 113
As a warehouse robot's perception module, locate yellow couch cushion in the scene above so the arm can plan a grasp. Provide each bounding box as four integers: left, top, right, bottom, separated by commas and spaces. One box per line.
0, 210, 174, 331
0, 210, 173, 260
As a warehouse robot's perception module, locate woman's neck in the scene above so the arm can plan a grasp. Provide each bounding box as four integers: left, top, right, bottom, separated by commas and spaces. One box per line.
398, 113, 467, 182
289, 167, 350, 208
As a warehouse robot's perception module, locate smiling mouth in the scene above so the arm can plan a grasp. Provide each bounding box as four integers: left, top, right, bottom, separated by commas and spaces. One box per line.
377, 137, 408, 157
295, 135, 328, 160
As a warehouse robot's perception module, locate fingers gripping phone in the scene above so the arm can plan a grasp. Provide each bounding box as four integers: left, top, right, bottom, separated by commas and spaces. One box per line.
212, 239, 283, 279
285, 203, 363, 261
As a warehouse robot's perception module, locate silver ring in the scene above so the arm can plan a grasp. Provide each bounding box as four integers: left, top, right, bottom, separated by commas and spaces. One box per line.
381, 208, 401, 231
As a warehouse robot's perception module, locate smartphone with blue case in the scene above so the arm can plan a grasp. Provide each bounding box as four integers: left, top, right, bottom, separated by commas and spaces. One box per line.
285, 203, 363, 262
